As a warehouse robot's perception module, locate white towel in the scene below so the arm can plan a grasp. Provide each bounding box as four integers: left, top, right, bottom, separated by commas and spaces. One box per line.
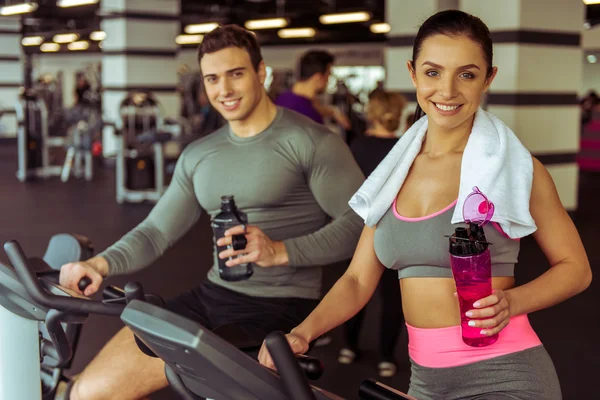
349, 108, 537, 239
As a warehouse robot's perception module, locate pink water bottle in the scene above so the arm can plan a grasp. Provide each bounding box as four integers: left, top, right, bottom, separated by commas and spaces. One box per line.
449, 187, 498, 347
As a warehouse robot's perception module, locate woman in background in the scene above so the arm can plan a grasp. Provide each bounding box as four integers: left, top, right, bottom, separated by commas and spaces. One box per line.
338, 89, 407, 377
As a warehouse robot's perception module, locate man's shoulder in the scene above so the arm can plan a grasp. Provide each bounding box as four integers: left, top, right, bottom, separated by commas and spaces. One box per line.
180, 125, 229, 161
272, 108, 338, 148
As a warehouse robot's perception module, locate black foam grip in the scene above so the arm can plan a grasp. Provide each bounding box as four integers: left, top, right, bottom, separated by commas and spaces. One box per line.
295, 354, 324, 381
78, 277, 92, 292
265, 331, 316, 400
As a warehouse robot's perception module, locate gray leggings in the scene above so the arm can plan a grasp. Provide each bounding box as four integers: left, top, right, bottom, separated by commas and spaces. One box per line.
407, 345, 562, 400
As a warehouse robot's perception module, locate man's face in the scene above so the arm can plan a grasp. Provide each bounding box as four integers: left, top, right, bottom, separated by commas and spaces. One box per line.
200, 47, 266, 122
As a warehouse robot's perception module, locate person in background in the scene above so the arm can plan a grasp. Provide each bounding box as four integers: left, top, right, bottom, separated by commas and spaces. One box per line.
275, 50, 350, 130
338, 89, 408, 377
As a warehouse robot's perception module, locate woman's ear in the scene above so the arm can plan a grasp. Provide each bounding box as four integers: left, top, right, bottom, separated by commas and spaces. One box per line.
406, 61, 417, 88
483, 66, 498, 92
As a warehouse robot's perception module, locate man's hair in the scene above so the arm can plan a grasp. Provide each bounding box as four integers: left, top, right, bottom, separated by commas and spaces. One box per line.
297, 50, 335, 81
197, 24, 263, 71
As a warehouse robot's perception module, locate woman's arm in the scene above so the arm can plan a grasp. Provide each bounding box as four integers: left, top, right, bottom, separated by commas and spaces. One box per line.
291, 224, 386, 343
504, 157, 592, 316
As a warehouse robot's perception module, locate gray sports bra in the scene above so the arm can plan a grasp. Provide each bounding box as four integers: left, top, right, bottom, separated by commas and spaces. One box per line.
373, 200, 520, 279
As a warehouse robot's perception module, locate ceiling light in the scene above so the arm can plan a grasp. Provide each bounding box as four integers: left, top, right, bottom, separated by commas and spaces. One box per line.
0, 2, 38, 16
53, 33, 79, 43
583, 1, 600, 5
184, 22, 219, 34
245, 18, 288, 30
277, 27, 316, 39
370, 22, 391, 34
22, 36, 44, 46
68, 40, 89, 51
587, 54, 597, 63
319, 11, 371, 25
90, 31, 106, 41
176, 34, 204, 45
40, 43, 60, 52
57, 0, 99, 7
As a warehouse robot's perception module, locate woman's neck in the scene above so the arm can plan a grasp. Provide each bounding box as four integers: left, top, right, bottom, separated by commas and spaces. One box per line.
421, 116, 475, 158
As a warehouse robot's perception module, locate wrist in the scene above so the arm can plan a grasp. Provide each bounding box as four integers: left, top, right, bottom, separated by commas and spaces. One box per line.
89, 256, 109, 277
504, 288, 518, 317
273, 241, 289, 266
290, 325, 314, 343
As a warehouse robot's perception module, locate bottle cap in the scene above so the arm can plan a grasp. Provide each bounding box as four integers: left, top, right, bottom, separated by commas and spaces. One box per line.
463, 186, 494, 227
220, 195, 237, 211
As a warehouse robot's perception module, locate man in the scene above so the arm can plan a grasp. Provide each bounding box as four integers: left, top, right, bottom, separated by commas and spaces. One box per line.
275, 50, 350, 129
59, 25, 364, 400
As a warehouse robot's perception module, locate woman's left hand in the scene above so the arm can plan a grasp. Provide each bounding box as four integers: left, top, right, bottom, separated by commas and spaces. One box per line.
465, 289, 512, 336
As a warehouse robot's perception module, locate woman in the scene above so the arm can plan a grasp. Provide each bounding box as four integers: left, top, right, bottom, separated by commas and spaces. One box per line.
258, 10, 591, 399
339, 89, 407, 377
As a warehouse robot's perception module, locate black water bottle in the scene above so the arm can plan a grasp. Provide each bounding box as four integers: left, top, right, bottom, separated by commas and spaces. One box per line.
211, 195, 253, 282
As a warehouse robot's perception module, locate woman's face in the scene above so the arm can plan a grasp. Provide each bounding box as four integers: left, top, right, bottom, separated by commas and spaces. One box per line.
408, 34, 497, 132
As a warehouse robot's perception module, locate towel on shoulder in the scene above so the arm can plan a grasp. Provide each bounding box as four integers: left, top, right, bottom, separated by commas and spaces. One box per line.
348, 108, 537, 239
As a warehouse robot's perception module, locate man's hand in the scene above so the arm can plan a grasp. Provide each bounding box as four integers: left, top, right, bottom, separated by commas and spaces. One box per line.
216, 225, 289, 268
59, 256, 108, 296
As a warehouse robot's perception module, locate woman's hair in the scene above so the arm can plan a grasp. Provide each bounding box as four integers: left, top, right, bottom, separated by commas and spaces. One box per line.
367, 89, 407, 132
411, 10, 494, 122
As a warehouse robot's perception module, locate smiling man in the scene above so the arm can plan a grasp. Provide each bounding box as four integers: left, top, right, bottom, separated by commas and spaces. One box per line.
59, 24, 365, 400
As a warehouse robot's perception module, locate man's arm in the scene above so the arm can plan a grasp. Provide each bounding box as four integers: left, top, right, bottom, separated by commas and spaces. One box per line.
283, 132, 365, 267
98, 149, 203, 276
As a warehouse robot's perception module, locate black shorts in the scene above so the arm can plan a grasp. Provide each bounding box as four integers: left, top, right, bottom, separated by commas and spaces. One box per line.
164, 281, 319, 355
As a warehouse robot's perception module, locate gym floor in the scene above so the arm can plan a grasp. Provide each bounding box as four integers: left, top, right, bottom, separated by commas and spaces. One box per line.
0, 144, 597, 400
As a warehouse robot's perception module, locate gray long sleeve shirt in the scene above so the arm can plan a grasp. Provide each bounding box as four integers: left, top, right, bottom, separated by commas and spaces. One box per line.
99, 107, 365, 299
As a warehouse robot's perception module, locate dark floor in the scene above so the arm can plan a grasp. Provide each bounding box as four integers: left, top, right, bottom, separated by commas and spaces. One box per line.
0, 145, 598, 400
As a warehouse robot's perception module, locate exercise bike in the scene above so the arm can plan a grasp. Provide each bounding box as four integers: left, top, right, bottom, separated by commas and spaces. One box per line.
5, 239, 414, 400
0, 233, 93, 400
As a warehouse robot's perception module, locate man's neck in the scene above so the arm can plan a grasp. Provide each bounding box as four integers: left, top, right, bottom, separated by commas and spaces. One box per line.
229, 95, 278, 138
292, 81, 317, 100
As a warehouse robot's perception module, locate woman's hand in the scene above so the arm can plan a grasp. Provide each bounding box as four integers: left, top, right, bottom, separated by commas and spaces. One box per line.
464, 289, 512, 336
258, 332, 310, 370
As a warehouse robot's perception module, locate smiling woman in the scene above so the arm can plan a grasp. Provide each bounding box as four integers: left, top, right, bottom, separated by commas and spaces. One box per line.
407, 12, 497, 132
258, 9, 591, 400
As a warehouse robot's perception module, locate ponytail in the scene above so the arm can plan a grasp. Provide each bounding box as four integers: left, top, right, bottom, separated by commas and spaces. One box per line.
412, 103, 425, 125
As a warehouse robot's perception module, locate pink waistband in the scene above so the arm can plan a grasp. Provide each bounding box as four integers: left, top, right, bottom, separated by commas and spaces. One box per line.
406, 314, 542, 368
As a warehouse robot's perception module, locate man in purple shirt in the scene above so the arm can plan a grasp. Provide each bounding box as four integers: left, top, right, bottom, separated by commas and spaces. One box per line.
274, 50, 334, 124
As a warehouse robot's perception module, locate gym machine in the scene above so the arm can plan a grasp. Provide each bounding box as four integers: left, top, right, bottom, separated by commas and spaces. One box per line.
114, 91, 186, 204
4, 239, 413, 400
60, 106, 103, 183
0, 233, 93, 400
15, 88, 66, 182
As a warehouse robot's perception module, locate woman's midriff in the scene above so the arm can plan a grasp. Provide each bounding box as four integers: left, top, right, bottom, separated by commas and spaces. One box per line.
400, 276, 515, 328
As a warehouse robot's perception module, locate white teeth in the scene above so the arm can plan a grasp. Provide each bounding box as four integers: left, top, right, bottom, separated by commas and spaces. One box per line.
435, 103, 460, 111
224, 100, 239, 106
